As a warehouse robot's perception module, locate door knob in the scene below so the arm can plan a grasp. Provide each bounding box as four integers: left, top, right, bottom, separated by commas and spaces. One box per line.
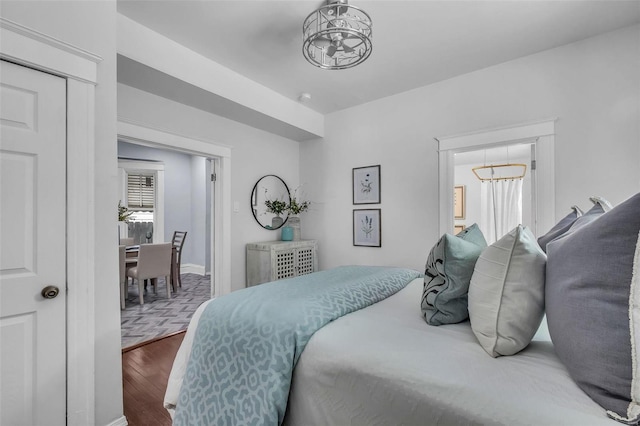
41, 285, 60, 299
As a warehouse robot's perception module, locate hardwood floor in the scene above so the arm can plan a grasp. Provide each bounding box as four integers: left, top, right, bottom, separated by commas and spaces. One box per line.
122, 332, 185, 426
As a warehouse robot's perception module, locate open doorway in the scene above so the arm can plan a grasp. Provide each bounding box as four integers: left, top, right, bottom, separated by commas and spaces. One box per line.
118, 140, 215, 348
118, 120, 231, 350
453, 143, 533, 244
437, 119, 556, 240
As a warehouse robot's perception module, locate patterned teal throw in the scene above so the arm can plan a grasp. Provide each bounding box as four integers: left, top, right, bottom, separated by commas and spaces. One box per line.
174, 266, 420, 425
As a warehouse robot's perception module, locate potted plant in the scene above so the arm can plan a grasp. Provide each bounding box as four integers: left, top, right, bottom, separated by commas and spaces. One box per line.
284, 188, 310, 240
286, 197, 310, 216
265, 198, 287, 229
118, 201, 133, 223
118, 201, 133, 241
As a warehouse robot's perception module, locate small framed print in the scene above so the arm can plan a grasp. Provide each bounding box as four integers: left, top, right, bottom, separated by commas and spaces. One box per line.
353, 165, 380, 204
454, 185, 466, 219
454, 224, 466, 235
353, 209, 381, 247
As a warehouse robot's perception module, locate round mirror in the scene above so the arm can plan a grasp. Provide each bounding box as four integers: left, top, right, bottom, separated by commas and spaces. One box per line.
251, 175, 291, 230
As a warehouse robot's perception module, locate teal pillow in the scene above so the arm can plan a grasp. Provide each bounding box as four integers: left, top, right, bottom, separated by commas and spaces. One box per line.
455, 223, 487, 247
421, 224, 487, 325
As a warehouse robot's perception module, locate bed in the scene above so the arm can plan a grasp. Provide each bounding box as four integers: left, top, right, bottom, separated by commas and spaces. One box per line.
164, 273, 614, 425
164, 193, 640, 425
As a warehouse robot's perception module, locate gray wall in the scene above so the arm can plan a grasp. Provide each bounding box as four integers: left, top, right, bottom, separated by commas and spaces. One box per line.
118, 141, 207, 268
190, 156, 207, 268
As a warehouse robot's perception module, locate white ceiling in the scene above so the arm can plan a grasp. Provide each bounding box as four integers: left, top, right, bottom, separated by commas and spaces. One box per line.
117, 0, 640, 115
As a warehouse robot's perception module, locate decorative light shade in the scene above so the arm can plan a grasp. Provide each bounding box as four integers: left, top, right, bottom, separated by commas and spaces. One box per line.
302, 0, 372, 70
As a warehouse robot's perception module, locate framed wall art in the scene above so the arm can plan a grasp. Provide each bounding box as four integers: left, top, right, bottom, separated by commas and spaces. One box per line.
454, 185, 466, 219
353, 209, 381, 247
353, 165, 380, 204
454, 224, 466, 235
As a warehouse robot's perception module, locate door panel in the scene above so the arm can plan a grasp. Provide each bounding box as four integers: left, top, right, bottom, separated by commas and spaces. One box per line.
0, 60, 66, 425
0, 152, 35, 272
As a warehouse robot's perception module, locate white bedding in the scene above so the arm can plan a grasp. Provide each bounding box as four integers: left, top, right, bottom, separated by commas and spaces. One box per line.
164, 297, 213, 417
165, 278, 615, 425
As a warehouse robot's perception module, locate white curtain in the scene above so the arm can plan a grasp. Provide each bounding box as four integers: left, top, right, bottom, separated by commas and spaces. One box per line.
480, 179, 523, 245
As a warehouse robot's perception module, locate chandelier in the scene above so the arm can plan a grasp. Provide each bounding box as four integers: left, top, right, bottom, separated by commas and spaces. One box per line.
302, 0, 373, 70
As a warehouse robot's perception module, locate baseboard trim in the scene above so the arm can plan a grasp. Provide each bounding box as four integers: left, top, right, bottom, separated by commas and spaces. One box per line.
122, 330, 187, 353
106, 415, 128, 426
181, 263, 205, 276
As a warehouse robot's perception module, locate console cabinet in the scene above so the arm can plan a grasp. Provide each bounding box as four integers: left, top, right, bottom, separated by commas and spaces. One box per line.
246, 240, 318, 286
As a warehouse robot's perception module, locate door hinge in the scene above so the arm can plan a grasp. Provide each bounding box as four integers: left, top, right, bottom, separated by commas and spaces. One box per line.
211, 173, 217, 182
531, 160, 537, 171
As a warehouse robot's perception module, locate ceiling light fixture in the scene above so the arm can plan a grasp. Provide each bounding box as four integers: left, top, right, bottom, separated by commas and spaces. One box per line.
302, 0, 372, 70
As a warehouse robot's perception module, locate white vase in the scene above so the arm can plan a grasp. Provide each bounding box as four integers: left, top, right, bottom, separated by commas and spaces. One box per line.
118, 221, 128, 239
271, 215, 284, 229
288, 216, 301, 241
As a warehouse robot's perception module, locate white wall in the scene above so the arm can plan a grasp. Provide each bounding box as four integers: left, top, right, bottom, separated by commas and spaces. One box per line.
301, 25, 640, 272
0, 2, 122, 425
118, 83, 301, 290
1, 5, 637, 424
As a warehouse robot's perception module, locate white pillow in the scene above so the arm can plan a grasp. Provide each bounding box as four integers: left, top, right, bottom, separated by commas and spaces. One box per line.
468, 225, 547, 357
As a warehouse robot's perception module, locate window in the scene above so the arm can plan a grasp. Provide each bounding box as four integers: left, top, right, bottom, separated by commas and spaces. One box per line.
127, 173, 155, 222
118, 159, 165, 243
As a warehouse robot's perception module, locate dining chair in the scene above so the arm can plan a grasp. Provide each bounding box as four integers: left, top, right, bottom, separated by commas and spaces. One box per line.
171, 231, 188, 288
126, 243, 173, 305
120, 237, 134, 246
120, 246, 139, 309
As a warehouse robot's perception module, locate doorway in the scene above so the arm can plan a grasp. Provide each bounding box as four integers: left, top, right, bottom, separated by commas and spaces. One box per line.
118, 140, 215, 347
453, 143, 533, 244
437, 119, 557, 239
117, 120, 232, 298
116, 120, 232, 347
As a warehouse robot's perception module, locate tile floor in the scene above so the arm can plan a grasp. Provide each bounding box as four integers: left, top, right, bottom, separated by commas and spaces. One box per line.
120, 273, 212, 348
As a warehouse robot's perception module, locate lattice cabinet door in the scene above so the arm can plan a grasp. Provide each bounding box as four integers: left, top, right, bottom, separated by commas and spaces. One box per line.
295, 247, 315, 276
275, 249, 296, 280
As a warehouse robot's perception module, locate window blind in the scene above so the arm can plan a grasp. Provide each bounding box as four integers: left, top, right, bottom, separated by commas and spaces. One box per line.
127, 174, 155, 210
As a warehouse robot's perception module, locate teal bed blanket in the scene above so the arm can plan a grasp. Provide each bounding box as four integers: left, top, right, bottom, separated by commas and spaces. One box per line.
173, 265, 421, 425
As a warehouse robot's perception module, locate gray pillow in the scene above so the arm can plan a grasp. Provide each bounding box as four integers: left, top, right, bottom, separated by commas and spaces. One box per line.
546, 192, 640, 423
537, 205, 583, 252
469, 225, 546, 357
421, 223, 487, 326
562, 198, 611, 234
539, 196, 613, 252
589, 195, 614, 211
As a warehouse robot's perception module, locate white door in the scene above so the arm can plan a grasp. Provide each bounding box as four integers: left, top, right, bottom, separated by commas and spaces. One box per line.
0, 60, 67, 425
